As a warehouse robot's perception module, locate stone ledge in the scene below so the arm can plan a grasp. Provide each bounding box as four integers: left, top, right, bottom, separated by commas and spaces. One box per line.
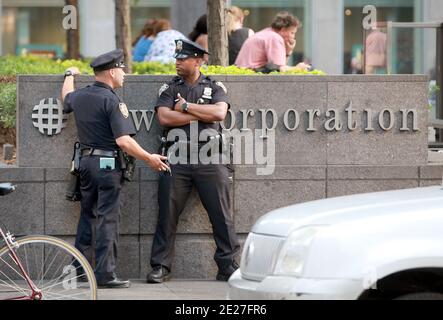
45, 168, 72, 181
0, 168, 44, 182
419, 180, 442, 187
327, 180, 419, 198
0, 183, 44, 235
235, 165, 326, 180
328, 166, 419, 180
420, 165, 443, 179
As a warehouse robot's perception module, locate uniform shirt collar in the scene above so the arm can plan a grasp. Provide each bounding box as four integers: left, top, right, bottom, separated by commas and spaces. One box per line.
178, 73, 209, 86
93, 81, 114, 91
198, 73, 210, 84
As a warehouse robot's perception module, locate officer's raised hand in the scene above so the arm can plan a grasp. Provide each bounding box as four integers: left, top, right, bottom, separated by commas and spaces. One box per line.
65, 66, 80, 76
62, 67, 81, 101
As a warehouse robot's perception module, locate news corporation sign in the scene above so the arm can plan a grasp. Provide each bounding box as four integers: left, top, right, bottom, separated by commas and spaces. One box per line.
31, 98, 420, 175
32, 98, 419, 135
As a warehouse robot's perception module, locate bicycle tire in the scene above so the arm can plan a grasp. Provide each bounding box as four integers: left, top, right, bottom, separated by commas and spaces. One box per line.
0, 235, 97, 300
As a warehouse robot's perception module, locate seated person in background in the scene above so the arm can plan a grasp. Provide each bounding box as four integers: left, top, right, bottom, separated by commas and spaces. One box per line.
188, 14, 208, 63
144, 19, 187, 64
227, 6, 254, 65
235, 11, 310, 73
365, 28, 387, 74
132, 19, 157, 62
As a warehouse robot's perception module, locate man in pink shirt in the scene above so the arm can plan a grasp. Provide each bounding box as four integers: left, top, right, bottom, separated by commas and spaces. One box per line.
235, 12, 310, 73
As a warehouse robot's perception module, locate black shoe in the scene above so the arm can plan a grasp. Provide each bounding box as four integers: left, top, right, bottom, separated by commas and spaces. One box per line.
97, 278, 131, 289
147, 266, 171, 284
216, 262, 239, 282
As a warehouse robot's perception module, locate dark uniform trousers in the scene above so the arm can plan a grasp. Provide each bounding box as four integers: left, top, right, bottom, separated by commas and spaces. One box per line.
151, 163, 240, 272
74, 155, 122, 283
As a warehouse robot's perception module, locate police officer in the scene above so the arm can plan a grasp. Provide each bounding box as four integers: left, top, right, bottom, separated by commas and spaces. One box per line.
147, 39, 240, 283
62, 49, 169, 288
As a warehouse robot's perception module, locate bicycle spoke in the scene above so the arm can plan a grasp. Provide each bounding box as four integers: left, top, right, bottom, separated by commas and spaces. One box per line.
37, 242, 53, 287
39, 246, 64, 287
23, 245, 31, 280
0, 255, 30, 297
0, 254, 27, 282
0, 273, 29, 297
32, 241, 39, 279
41, 261, 78, 292
41, 272, 86, 292
0, 237, 96, 300
38, 254, 71, 290
43, 290, 87, 300
0, 278, 28, 296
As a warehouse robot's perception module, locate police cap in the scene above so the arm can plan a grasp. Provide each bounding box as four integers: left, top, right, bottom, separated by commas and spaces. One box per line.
173, 39, 210, 59
90, 49, 126, 72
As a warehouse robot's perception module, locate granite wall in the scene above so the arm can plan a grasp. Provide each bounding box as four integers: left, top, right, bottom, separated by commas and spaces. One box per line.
0, 75, 437, 280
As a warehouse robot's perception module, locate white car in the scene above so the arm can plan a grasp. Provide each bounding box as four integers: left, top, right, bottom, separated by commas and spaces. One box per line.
228, 186, 443, 300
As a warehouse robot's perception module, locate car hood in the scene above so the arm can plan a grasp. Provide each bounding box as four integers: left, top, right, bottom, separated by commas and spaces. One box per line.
252, 186, 443, 237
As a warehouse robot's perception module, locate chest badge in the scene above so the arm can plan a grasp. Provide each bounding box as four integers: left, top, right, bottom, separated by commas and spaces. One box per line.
119, 103, 129, 119
202, 87, 213, 99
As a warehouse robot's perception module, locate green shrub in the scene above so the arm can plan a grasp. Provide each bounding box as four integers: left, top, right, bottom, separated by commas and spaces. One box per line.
0, 55, 326, 128
132, 62, 326, 75
0, 56, 326, 76
0, 55, 93, 75
132, 61, 176, 75
0, 83, 16, 128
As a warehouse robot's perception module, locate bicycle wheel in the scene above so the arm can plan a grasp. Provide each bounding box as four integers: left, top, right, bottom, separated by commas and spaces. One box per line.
0, 235, 97, 300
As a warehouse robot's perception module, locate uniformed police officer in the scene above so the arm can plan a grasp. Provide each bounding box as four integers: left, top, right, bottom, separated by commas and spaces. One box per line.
62, 49, 169, 288
147, 39, 241, 283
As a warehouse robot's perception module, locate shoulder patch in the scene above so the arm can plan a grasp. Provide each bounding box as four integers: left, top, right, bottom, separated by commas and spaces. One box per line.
215, 81, 227, 94
119, 103, 129, 119
158, 83, 169, 97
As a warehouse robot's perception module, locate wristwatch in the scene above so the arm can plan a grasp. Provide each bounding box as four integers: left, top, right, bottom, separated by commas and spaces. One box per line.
181, 102, 189, 113
64, 70, 76, 79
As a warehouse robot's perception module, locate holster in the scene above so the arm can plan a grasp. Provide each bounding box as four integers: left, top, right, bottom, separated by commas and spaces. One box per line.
66, 142, 82, 202
70, 142, 81, 175
119, 150, 136, 182
66, 173, 81, 202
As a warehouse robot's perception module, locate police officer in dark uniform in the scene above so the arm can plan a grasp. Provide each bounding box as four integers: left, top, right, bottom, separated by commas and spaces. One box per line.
147, 39, 240, 283
62, 49, 168, 288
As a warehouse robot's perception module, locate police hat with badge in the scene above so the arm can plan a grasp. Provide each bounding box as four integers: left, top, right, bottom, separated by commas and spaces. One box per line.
174, 39, 209, 59
90, 49, 126, 72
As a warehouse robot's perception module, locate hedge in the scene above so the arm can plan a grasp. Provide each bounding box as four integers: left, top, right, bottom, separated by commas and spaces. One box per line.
0, 56, 326, 128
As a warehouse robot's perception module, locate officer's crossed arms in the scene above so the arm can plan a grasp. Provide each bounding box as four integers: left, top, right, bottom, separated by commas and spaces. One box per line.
157, 92, 228, 127
62, 66, 169, 172
156, 51, 228, 127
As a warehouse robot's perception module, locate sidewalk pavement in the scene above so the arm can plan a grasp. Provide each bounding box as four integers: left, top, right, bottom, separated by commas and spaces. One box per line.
97, 280, 229, 300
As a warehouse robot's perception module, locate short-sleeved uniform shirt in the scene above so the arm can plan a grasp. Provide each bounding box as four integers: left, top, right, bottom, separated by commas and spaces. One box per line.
235, 28, 286, 69
63, 81, 136, 150
154, 74, 229, 139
